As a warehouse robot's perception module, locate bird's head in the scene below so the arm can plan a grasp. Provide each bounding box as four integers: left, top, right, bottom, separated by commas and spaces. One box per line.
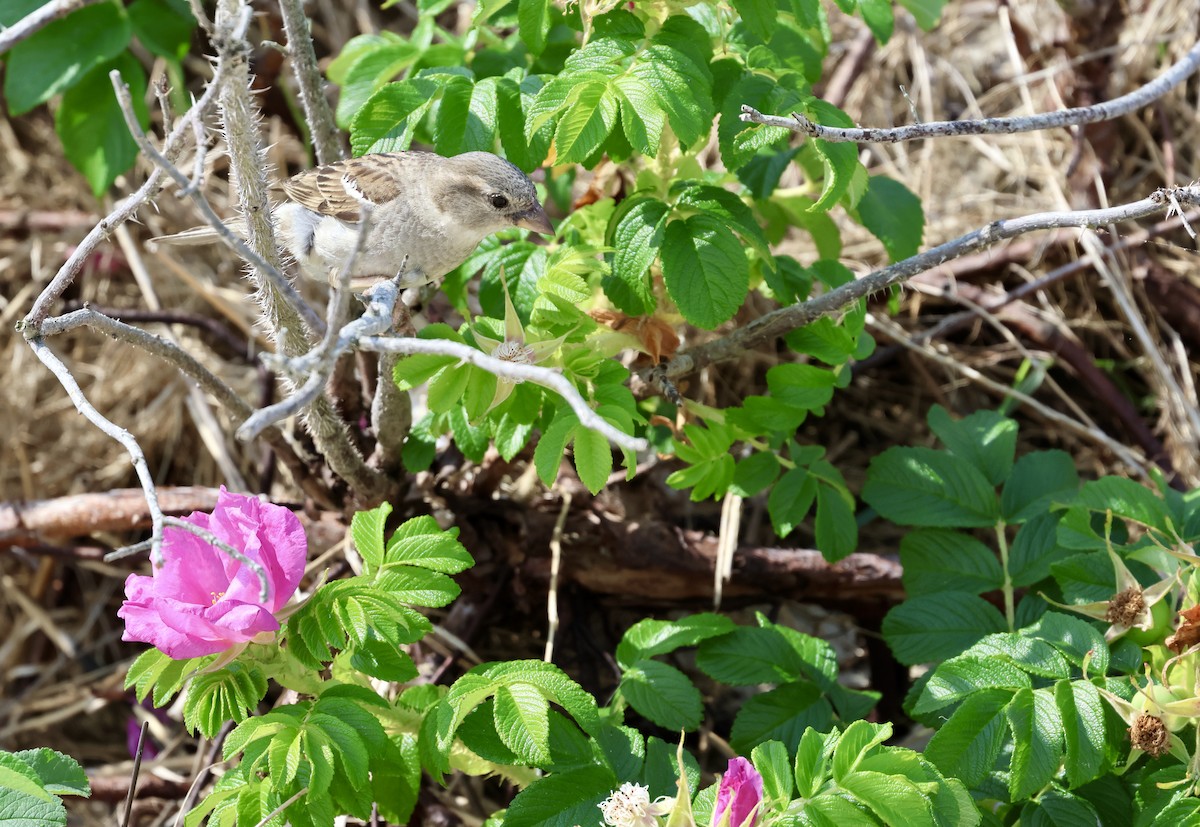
438, 152, 554, 237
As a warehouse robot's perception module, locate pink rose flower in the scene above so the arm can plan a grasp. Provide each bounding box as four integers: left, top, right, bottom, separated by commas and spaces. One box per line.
118, 488, 307, 659
711, 757, 763, 827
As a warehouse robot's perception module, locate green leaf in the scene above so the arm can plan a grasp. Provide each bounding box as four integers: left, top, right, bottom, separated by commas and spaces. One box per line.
696, 626, 812, 685
730, 682, 833, 754
494, 683, 552, 764
552, 81, 618, 164
900, 529, 1004, 597
503, 766, 617, 827
533, 408, 577, 487
814, 477, 857, 562
804, 110, 860, 211
620, 659, 703, 730
1025, 611, 1109, 675
56, 54, 149, 196
10, 749, 89, 798
884, 592, 1007, 666
675, 183, 772, 262
1055, 679, 1106, 788
831, 720, 892, 782
927, 406, 1018, 487
914, 655, 1030, 715
4, 1, 131, 115
1075, 476, 1171, 531
183, 663, 269, 737
1026, 790, 1101, 827
922, 689, 1010, 786
767, 465, 818, 537
766, 363, 837, 410
661, 215, 749, 329
518, 0, 552, 55
385, 515, 472, 573
1007, 687, 1064, 801
1001, 450, 1079, 523
898, 0, 947, 29
128, 0, 195, 62
613, 73, 666, 156
731, 451, 781, 497
794, 727, 836, 799
732, 0, 777, 40
629, 37, 713, 147
1008, 512, 1069, 587
964, 633, 1070, 679
572, 423, 613, 495
436, 76, 500, 155
862, 446, 1000, 528
349, 77, 438, 156
0, 751, 66, 826
852, 175, 922, 260
857, 0, 894, 42
616, 614, 737, 669
753, 740, 794, 807
839, 770, 932, 825
351, 502, 391, 571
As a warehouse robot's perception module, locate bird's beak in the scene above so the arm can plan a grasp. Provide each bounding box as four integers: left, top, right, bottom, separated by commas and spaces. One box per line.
516, 204, 554, 235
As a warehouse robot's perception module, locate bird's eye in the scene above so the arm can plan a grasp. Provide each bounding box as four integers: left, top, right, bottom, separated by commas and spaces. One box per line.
489, 193, 509, 209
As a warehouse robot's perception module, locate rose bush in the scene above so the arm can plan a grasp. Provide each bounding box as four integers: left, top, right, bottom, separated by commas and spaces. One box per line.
117, 488, 307, 659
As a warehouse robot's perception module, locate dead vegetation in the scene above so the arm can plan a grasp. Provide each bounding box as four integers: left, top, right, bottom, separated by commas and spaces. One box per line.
2, 0, 1199, 821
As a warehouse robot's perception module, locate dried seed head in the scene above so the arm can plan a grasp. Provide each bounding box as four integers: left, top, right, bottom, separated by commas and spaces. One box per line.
1129, 712, 1170, 757
1106, 586, 1146, 628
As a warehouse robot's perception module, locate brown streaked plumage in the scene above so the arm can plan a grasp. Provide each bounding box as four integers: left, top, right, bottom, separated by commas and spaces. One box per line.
153, 150, 553, 289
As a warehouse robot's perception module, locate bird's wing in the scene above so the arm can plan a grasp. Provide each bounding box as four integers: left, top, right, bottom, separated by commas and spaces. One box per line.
281, 153, 435, 223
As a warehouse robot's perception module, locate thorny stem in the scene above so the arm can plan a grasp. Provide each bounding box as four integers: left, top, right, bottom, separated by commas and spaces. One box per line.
739, 38, 1200, 143
276, 0, 343, 164
996, 521, 1014, 632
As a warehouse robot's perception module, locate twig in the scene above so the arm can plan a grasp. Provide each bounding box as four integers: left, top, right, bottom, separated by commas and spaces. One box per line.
21, 10, 225, 328
120, 721, 148, 827
109, 70, 324, 336
212, 0, 385, 499
240, 277, 648, 452
655, 186, 1192, 381
277, 0, 343, 164
24, 338, 167, 565
0, 0, 103, 53
740, 38, 1200, 143
236, 205, 372, 441
356, 335, 649, 453
543, 491, 571, 664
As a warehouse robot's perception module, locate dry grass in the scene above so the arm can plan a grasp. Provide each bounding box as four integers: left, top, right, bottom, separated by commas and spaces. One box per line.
1, 0, 1199, 820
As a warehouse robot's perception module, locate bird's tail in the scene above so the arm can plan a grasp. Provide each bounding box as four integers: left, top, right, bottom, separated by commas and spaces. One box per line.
147, 220, 247, 250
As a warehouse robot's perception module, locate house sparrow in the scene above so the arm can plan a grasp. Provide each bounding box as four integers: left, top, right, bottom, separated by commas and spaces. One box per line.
152, 151, 553, 289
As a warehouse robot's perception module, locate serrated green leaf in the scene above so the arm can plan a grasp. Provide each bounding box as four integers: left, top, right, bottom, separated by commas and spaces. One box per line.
349, 77, 438, 155
481, 660, 601, 734
815, 477, 857, 562
731, 451, 781, 498
629, 42, 713, 147
863, 446, 1000, 528
661, 215, 749, 329
794, 727, 836, 799
534, 408, 577, 486
351, 503, 391, 571
730, 682, 833, 754
900, 529, 1004, 597
572, 425, 613, 495
884, 592, 1007, 666
695, 626, 807, 685
503, 766, 617, 827
922, 688, 1010, 785
1056, 679, 1106, 788
553, 82, 618, 163
1026, 611, 1109, 674
857, 0, 894, 42
767, 464, 818, 537
753, 740, 793, 807
616, 614, 737, 669
10, 749, 89, 798
1007, 687, 1064, 801
605, 195, 668, 315
0, 751, 66, 825
840, 770, 932, 825
494, 683, 552, 765
518, 0, 552, 55
437, 76, 500, 155
914, 656, 1030, 716
5, 1, 131, 116
620, 659, 703, 731
1001, 450, 1079, 523
675, 183, 772, 263
732, 0, 777, 40
831, 720, 891, 782
964, 633, 1070, 679
613, 73, 665, 156
333, 36, 417, 127
1027, 790, 1101, 826
927, 406, 1017, 487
